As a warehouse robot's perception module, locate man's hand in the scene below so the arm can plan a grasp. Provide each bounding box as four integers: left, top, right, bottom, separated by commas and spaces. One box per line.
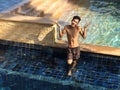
55, 21, 62, 32
55, 21, 61, 27
84, 18, 91, 29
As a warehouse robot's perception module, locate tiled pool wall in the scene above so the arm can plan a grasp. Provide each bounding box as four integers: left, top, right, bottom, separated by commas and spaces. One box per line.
0, 40, 120, 90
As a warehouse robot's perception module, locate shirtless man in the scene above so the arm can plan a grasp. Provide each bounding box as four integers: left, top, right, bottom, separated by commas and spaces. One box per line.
57, 16, 90, 76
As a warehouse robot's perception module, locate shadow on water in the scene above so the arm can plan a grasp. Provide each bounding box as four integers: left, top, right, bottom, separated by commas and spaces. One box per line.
68, 0, 90, 8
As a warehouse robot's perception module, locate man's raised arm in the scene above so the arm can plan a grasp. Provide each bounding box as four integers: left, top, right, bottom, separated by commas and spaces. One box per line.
79, 21, 90, 39
56, 22, 67, 38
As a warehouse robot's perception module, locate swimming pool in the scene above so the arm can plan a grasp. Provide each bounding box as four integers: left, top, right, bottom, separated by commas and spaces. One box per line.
59, 0, 120, 48
0, 40, 120, 90
0, 0, 120, 90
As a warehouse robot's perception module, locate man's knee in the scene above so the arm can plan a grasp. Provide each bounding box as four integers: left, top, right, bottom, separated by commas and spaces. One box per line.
67, 59, 73, 65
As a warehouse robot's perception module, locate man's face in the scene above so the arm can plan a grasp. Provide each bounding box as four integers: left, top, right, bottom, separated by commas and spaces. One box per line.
71, 19, 79, 27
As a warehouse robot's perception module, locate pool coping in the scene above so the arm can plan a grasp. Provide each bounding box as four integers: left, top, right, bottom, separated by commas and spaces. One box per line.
0, 15, 120, 57
0, 14, 55, 25
54, 40, 120, 57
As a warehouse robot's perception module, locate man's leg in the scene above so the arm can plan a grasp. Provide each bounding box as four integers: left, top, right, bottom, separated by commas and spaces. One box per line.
67, 47, 73, 76
67, 59, 78, 76
72, 60, 77, 69
67, 59, 73, 76
67, 47, 80, 76
71, 46, 80, 71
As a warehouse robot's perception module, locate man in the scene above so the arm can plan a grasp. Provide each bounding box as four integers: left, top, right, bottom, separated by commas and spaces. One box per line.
56, 16, 90, 76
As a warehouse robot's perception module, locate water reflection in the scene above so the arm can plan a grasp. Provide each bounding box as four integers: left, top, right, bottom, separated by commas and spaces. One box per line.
30, 0, 90, 19
59, 0, 120, 48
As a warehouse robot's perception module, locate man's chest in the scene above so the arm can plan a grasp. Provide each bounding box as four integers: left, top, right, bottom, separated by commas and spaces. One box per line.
67, 29, 79, 37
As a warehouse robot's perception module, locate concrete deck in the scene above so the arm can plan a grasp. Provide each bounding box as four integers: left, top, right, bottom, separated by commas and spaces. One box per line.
0, 14, 55, 25
0, 15, 120, 57
55, 40, 120, 57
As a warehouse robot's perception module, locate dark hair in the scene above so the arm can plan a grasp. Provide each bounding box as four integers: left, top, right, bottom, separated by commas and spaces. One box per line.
72, 16, 81, 22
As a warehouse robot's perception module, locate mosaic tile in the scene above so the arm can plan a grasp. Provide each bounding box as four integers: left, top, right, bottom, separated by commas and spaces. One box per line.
0, 43, 120, 90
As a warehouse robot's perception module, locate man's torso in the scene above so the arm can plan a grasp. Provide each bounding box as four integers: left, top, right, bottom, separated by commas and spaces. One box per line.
65, 25, 80, 48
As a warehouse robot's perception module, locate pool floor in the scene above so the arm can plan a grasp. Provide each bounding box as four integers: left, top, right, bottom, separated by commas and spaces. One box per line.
0, 43, 120, 90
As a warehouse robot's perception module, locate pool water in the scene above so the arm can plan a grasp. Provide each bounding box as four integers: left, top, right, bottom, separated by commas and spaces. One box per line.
0, 0, 24, 12
0, 41, 120, 90
59, 0, 120, 48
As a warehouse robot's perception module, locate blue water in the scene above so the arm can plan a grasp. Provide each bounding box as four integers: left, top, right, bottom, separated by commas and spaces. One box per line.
0, 0, 24, 12
0, 42, 120, 90
59, 0, 120, 48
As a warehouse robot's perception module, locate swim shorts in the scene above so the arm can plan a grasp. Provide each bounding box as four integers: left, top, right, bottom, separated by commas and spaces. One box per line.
67, 46, 80, 60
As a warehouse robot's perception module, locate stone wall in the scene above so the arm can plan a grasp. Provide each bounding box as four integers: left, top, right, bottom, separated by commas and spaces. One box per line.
0, 20, 55, 46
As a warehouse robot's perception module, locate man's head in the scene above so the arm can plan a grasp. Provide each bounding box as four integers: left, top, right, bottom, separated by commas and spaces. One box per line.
71, 16, 81, 27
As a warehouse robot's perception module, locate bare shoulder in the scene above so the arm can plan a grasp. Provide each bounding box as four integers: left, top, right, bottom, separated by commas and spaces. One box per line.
64, 25, 69, 28
64, 25, 70, 30
78, 26, 82, 31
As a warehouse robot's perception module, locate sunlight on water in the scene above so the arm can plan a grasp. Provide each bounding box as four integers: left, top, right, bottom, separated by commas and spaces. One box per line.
30, 0, 89, 19
30, 0, 120, 48
0, 0, 119, 48
58, 0, 120, 48
30, 0, 71, 18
